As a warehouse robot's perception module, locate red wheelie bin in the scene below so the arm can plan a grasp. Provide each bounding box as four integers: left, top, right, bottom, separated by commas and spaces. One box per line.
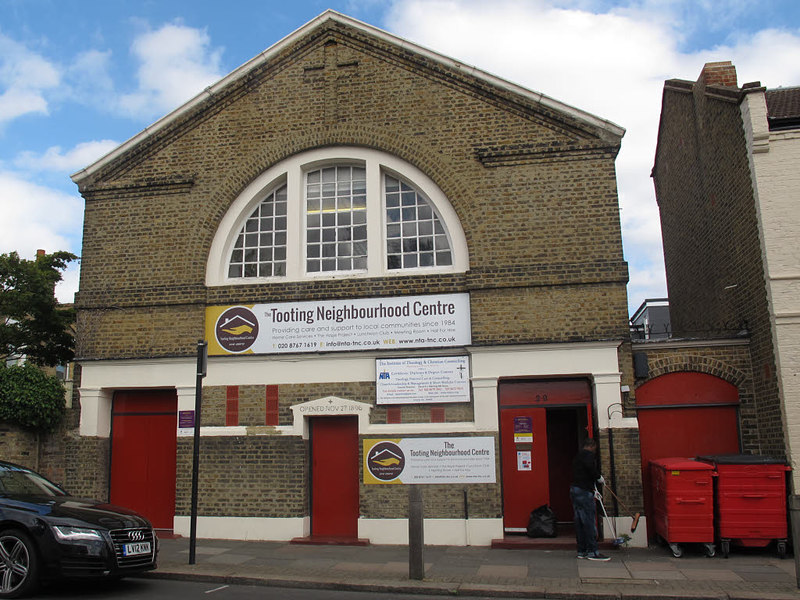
698, 454, 791, 558
650, 458, 716, 557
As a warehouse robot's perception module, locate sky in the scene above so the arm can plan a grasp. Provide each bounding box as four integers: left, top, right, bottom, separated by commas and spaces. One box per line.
2, 0, 799, 314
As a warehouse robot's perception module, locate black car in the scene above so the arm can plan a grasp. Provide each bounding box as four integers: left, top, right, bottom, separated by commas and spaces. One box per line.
0, 460, 157, 598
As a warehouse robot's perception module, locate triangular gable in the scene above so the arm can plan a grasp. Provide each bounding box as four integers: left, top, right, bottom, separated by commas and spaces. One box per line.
71, 10, 624, 186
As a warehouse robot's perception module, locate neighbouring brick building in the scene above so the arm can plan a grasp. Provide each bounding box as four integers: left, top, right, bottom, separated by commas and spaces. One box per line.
650, 61, 800, 512
65, 11, 647, 546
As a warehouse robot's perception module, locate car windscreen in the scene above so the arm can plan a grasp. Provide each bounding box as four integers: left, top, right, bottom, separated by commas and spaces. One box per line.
0, 465, 67, 497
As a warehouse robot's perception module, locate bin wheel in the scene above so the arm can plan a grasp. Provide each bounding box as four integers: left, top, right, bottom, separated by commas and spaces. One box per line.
777, 541, 787, 559
721, 540, 730, 559
669, 543, 683, 558
703, 543, 716, 558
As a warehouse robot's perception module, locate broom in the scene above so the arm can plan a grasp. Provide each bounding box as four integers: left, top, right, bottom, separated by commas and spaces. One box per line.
604, 485, 641, 532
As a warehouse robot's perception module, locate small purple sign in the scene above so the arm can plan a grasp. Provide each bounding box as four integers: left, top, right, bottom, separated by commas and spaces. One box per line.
513, 416, 532, 434
179, 410, 195, 428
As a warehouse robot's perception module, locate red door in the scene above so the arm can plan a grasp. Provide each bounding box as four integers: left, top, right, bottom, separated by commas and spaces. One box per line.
110, 390, 177, 530
499, 379, 593, 531
636, 372, 740, 536
310, 416, 359, 538
500, 407, 549, 531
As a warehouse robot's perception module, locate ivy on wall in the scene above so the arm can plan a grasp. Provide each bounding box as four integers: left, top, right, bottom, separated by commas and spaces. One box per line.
0, 363, 65, 432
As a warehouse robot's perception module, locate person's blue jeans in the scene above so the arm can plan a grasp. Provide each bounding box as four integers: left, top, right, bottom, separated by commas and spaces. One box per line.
570, 485, 598, 555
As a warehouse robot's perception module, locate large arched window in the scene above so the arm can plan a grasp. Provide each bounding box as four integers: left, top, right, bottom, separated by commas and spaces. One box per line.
206, 147, 467, 285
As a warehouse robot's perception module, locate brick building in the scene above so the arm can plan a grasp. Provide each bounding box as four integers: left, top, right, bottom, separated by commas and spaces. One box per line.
651, 62, 800, 500
68, 11, 641, 545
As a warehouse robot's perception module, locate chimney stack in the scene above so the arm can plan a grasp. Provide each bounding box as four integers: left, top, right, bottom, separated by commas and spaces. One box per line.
699, 61, 738, 88
36, 249, 46, 258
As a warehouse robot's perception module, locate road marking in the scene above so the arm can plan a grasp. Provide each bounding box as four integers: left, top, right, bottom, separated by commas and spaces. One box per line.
205, 585, 230, 594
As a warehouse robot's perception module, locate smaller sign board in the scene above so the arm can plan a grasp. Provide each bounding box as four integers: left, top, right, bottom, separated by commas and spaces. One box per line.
179, 410, 195, 428
364, 437, 496, 485
376, 356, 470, 405
513, 416, 533, 444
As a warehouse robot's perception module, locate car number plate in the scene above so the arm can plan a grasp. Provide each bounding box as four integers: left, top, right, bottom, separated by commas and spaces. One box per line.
123, 541, 151, 556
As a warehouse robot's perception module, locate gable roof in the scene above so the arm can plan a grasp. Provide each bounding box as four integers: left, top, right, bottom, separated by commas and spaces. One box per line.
71, 10, 624, 185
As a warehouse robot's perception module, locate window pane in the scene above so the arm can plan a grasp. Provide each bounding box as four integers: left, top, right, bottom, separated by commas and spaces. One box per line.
228, 184, 288, 279
382, 174, 452, 271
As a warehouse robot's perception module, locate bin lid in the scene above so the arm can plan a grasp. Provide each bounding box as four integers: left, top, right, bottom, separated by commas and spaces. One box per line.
697, 454, 787, 465
650, 457, 714, 470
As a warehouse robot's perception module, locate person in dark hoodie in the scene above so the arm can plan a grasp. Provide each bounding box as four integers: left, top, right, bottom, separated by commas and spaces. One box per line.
570, 437, 611, 561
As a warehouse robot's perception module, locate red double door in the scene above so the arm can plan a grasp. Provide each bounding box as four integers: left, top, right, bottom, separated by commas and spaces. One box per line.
110, 390, 178, 530
499, 380, 592, 532
636, 372, 740, 532
310, 416, 360, 538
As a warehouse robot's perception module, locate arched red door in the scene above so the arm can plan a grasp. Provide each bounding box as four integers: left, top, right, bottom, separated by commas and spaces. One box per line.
636, 372, 740, 535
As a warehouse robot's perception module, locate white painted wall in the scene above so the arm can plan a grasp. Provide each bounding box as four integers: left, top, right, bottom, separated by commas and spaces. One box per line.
742, 90, 800, 487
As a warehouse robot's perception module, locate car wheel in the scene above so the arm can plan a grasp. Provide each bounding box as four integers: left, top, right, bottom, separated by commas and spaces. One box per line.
0, 530, 39, 599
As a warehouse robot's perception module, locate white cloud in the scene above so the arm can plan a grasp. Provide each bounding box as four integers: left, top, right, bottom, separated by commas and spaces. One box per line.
0, 32, 60, 124
14, 140, 119, 173
118, 23, 224, 119
385, 0, 800, 313
0, 171, 83, 303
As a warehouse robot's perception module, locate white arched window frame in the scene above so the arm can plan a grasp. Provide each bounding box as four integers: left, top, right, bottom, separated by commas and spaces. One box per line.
206, 147, 469, 286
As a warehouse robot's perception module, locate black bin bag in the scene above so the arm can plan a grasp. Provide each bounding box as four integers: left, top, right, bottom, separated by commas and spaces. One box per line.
527, 504, 558, 538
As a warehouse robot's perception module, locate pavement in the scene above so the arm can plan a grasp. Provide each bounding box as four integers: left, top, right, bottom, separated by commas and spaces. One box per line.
146, 535, 800, 599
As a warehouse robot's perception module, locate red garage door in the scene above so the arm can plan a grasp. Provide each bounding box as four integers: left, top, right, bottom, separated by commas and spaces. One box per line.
110, 390, 178, 530
636, 372, 740, 535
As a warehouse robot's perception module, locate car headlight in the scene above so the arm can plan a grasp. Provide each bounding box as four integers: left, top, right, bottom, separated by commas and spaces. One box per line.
52, 526, 104, 542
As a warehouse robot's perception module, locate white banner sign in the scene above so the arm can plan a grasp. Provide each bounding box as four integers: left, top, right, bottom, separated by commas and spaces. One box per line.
364, 437, 496, 484
206, 293, 471, 355
376, 356, 470, 404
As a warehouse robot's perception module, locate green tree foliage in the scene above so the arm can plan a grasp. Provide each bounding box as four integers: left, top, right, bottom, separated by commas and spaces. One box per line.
0, 251, 77, 367
0, 363, 66, 431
